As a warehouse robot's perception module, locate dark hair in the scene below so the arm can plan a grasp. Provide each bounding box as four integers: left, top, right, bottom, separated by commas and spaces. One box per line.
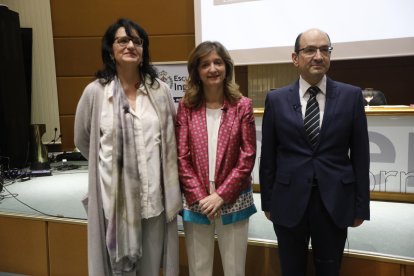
183, 41, 241, 108
294, 29, 331, 53
95, 18, 158, 86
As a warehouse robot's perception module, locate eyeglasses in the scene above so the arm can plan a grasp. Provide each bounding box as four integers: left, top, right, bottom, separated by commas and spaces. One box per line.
114, 36, 144, 47
297, 46, 333, 56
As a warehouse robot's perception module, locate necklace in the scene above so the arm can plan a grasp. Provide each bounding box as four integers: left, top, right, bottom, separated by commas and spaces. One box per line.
206, 102, 223, 109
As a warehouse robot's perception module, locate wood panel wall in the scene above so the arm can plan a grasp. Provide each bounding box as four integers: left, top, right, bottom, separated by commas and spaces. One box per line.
0, 214, 414, 276
48, 221, 88, 276
0, 214, 413, 276
246, 56, 414, 108
50, 0, 414, 152
49, 0, 195, 150
0, 216, 49, 276
328, 56, 414, 105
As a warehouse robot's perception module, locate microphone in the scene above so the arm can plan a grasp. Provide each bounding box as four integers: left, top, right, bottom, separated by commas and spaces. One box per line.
123, 105, 130, 113
293, 104, 301, 112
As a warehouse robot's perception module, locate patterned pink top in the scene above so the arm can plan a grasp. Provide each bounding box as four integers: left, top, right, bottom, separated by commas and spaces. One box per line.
176, 96, 257, 206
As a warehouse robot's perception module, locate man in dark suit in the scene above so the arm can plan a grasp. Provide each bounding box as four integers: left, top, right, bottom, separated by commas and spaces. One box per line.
259, 28, 370, 276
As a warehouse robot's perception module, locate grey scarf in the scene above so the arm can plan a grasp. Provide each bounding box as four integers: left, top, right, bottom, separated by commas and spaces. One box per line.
106, 77, 142, 273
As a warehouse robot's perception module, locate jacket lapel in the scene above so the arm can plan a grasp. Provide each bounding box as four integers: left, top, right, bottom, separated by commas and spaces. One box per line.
294, 78, 339, 149
215, 100, 236, 180
190, 105, 210, 184
288, 81, 307, 138
319, 78, 339, 142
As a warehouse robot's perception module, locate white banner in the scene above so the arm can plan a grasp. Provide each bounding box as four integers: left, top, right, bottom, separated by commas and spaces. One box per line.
155, 63, 188, 108
254, 115, 414, 194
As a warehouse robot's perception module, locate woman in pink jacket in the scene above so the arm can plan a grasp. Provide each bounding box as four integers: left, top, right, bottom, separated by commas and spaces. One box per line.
176, 41, 257, 276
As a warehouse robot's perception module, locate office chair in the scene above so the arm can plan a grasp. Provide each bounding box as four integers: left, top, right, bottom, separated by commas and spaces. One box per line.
362, 89, 387, 106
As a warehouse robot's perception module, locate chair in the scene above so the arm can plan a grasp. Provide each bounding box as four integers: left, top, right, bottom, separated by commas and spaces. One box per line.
362, 89, 387, 106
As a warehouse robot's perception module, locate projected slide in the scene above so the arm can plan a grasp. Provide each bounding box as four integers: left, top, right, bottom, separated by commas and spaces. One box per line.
195, 0, 414, 64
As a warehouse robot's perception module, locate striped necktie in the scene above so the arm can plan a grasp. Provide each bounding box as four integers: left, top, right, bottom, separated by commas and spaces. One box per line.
304, 86, 320, 148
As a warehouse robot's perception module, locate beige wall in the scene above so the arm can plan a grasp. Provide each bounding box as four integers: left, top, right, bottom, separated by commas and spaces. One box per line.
50, 0, 195, 150
1, 0, 60, 142
13, 0, 411, 150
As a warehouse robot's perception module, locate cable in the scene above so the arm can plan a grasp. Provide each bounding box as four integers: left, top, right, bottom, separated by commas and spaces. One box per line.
55, 134, 62, 143
48, 127, 58, 144
1, 183, 86, 221
0, 178, 18, 201
1, 155, 87, 219
0, 173, 3, 194
47, 128, 62, 144
0, 191, 18, 200
0, 156, 11, 171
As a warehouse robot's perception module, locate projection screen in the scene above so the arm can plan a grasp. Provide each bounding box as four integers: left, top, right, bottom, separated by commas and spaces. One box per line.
194, 0, 414, 65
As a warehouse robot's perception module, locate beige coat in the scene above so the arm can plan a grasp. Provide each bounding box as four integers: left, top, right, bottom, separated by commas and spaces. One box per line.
74, 77, 182, 276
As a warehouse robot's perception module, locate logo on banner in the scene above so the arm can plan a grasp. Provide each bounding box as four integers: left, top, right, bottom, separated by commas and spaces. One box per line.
155, 64, 187, 105
159, 70, 174, 89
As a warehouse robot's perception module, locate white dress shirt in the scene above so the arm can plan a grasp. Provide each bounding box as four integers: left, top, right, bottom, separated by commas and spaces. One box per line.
206, 107, 223, 182
299, 75, 327, 128
99, 82, 163, 220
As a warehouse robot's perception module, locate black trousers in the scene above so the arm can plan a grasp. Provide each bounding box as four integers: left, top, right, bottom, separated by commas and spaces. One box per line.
273, 187, 347, 276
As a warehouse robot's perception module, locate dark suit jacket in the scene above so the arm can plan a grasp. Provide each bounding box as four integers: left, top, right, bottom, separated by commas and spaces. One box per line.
259, 77, 370, 228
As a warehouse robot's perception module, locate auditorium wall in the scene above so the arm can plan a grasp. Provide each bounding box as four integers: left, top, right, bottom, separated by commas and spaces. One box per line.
50, 0, 414, 150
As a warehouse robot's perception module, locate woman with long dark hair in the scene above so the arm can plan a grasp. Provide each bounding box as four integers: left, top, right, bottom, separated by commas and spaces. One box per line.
75, 18, 181, 276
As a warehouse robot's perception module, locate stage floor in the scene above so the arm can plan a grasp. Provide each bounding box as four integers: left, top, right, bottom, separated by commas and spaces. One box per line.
1, 162, 413, 263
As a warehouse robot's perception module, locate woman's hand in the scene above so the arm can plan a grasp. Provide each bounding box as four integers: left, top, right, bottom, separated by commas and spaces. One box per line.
199, 192, 224, 220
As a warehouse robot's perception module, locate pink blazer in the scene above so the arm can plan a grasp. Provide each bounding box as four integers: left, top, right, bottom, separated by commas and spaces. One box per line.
176, 96, 256, 206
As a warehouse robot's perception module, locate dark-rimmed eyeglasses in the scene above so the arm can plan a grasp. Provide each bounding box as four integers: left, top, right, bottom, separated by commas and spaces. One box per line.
297, 46, 333, 56
114, 36, 144, 47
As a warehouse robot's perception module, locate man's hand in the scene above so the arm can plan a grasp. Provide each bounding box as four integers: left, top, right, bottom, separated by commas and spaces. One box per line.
264, 211, 271, 221
351, 218, 365, 227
